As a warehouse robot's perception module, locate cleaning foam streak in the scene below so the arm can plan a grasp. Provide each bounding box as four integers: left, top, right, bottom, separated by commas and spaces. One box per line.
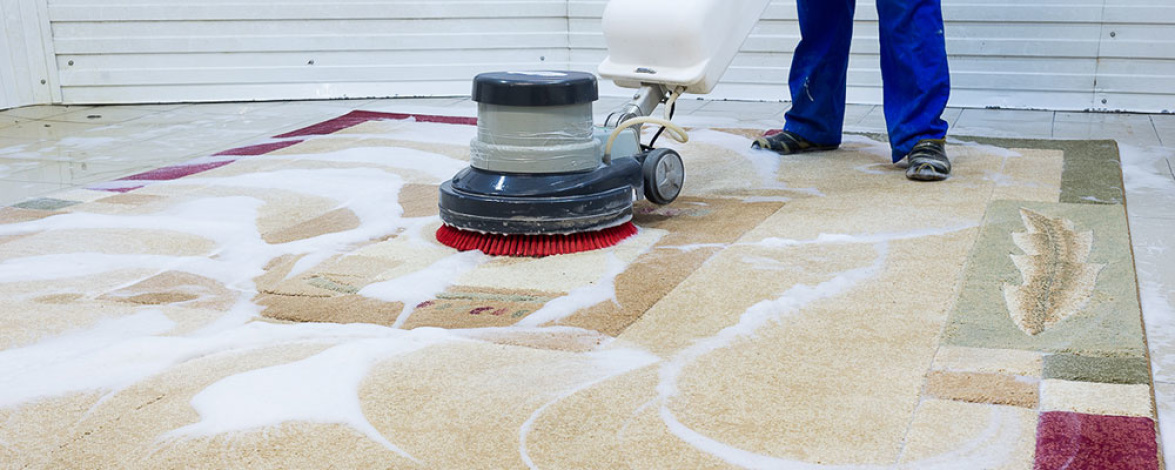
170, 327, 461, 462
359, 251, 490, 328
518, 349, 659, 469
515, 254, 627, 328
658, 243, 889, 467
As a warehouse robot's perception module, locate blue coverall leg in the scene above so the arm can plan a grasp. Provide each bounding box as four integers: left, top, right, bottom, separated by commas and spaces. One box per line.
782, 0, 951, 162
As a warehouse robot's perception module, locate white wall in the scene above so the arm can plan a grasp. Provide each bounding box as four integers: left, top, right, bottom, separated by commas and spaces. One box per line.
48, 0, 571, 104
12, 0, 1175, 112
573, 0, 1175, 113
1, 0, 58, 110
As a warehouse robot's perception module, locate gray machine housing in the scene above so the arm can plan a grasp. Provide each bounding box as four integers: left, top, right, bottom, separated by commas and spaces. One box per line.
438, 71, 684, 235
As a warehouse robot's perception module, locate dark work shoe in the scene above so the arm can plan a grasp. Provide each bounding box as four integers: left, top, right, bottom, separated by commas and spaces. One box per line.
903, 139, 951, 181
751, 130, 838, 155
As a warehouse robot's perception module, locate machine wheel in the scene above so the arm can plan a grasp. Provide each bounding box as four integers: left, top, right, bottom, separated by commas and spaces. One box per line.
642, 148, 685, 205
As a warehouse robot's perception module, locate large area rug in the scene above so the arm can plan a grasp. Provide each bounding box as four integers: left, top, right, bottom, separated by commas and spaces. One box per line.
0, 110, 1160, 469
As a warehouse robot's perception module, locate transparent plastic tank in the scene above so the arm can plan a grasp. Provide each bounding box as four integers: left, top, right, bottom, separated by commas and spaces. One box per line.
598, 0, 772, 95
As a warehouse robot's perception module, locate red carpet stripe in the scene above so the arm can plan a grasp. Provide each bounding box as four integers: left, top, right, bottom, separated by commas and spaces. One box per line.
92, 109, 475, 193
1035, 411, 1159, 470
118, 161, 235, 182
214, 140, 303, 156
274, 110, 477, 138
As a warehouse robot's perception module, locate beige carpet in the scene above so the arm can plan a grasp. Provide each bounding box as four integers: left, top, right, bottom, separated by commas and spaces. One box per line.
0, 111, 1158, 469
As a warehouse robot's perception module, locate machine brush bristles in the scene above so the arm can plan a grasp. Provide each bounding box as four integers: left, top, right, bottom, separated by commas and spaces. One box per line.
436, 222, 639, 257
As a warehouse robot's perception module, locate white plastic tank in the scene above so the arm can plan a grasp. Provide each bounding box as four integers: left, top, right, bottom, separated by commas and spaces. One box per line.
598, 0, 772, 95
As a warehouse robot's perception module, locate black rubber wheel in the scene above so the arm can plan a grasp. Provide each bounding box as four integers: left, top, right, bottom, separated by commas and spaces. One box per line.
642, 148, 685, 205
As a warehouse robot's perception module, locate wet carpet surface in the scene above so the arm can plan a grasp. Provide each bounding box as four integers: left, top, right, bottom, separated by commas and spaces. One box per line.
0, 111, 1160, 468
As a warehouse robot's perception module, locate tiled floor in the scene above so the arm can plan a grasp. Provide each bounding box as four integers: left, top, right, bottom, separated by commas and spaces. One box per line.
0, 100, 393, 203
1, 98, 1173, 466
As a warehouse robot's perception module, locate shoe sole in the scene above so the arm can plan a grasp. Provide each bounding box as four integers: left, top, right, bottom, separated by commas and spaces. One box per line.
750, 143, 839, 156
906, 165, 950, 182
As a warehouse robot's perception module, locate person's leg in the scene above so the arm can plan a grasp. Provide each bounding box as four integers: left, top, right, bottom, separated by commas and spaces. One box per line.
781, 0, 857, 147
876, 0, 950, 163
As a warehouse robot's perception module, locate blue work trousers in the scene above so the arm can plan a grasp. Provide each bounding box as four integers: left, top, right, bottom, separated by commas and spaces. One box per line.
783, 0, 950, 162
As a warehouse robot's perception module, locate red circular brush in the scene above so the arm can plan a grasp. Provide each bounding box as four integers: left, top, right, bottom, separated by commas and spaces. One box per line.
436, 222, 639, 257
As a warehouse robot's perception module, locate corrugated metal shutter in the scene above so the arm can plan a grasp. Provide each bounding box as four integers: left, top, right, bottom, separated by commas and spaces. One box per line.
48, 0, 570, 104
1, 0, 57, 110
1096, 0, 1175, 112
572, 0, 1175, 113
43, 0, 1175, 112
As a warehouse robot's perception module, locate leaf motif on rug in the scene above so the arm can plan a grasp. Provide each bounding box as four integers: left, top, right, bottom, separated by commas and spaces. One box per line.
1003, 208, 1105, 336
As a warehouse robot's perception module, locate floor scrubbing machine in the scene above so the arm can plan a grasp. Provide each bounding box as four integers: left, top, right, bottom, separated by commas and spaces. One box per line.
437, 0, 773, 257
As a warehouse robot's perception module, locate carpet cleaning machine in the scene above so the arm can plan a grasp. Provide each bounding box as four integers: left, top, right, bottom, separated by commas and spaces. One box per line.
437, 0, 773, 257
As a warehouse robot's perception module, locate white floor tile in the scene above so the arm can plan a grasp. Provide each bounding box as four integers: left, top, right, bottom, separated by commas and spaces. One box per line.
941, 107, 964, 126
172, 101, 288, 116
0, 180, 67, 206
1158, 127, 1174, 148
122, 112, 321, 142
844, 104, 876, 120
0, 123, 200, 161
83, 121, 213, 144
1127, 189, 1175, 221
1, 159, 148, 186
689, 100, 789, 121
952, 120, 1054, 139
361, 98, 467, 111
1053, 121, 1162, 147
0, 120, 109, 142
78, 140, 223, 168
667, 97, 711, 114
0, 137, 34, 154
45, 106, 171, 124
0, 140, 100, 163
116, 108, 249, 127
234, 119, 341, 144
846, 122, 888, 135
1121, 144, 1175, 217
592, 96, 710, 122
1156, 382, 1175, 470
358, 99, 476, 118
841, 111, 871, 129
120, 103, 192, 111
0, 105, 91, 121
956, 108, 1054, 123
0, 115, 26, 130
1152, 114, 1175, 130
849, 107, 889, 133
671, 114, 764, 129
593, 97, 634, 113
843, 105, 961, 130
0, 159, 45, 179
238, 103, 357, 120
281, 99, 376, 109
1055, 111, 1154, 125
445, 99, 479, 114
1130, 216, 1175, 385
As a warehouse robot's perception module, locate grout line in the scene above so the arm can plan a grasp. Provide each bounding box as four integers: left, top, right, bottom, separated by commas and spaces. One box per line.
683, 100, 712, 115
1153, 116, 1168, 148
40, 105, 171, 126
948, 108, 963, 131
847, 105, 872, 127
